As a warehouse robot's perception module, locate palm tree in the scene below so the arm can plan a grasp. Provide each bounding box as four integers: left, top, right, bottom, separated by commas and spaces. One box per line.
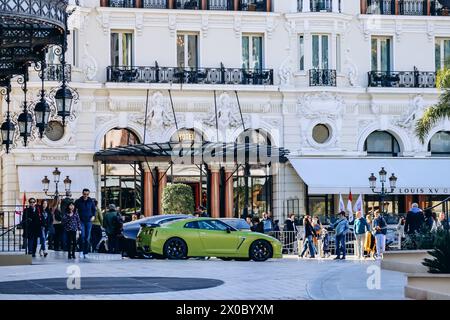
416, 68, 450, 143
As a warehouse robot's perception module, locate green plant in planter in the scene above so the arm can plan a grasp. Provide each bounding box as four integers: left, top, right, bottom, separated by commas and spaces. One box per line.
422, 230, 450, 274
402, 225, 435, 250
161, 183, 194, 215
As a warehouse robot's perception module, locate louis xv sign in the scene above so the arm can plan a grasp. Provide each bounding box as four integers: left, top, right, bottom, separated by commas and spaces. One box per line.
397, 188, 450, 195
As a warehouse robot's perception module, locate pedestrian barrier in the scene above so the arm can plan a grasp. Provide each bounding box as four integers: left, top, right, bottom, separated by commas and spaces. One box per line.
0, 210, 25, 253
269, 225, 403, 257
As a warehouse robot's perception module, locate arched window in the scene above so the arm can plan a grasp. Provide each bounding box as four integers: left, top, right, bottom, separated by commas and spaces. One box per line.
428, 131, 450, 156
236, 129, 272, 146
364, 131, 400, 157
101, 128, 140, 213
102, 128, 139, 150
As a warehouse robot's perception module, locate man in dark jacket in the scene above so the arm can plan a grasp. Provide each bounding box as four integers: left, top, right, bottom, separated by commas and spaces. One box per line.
22, 198, 43, 257
284, 213, 298, 254
74, 188, 96, 258
103, 204, 122, 254
404, 203, 424, 235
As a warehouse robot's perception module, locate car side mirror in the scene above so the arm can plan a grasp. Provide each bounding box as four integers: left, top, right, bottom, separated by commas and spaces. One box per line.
226, 227, 231, 233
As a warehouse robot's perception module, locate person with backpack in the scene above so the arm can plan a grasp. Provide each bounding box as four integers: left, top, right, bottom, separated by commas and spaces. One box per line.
103, 204, 122, 254
330, 211, 349, 260
373, 211, 388, 260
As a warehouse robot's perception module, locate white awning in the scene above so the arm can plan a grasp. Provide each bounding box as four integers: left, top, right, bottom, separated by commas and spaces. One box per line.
18, 166, 96, 197
289, 157, 450, 195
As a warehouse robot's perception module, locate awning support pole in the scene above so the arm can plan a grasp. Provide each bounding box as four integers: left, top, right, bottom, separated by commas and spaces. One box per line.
234, 90, 246, 131
168, 89, 179, 130
214, 90, 219, 142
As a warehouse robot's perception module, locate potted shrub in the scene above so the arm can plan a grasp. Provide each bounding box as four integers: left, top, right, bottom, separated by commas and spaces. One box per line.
161, 183, 194, 215
422, 230, 450, 273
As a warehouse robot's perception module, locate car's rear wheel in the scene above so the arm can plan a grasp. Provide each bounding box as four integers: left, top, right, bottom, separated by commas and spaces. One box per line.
163, 237, 188, 260
249, 240, 273, 262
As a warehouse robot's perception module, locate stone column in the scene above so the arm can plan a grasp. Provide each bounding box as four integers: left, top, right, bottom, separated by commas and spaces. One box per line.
302, 0, 310, 12
210, 166, 220, 218
158, 167, 168, 214
143, 169, 153, 217
224, 166, 235, 218
332, 0, 339, 12
234, 0, 239, 10
360, 0, 366, 14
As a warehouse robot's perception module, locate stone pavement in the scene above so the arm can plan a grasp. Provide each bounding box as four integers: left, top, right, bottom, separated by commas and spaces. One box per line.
0, 253, 406, 300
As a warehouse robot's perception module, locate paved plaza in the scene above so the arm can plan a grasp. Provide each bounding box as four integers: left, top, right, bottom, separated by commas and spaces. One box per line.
0, 253, 407, 300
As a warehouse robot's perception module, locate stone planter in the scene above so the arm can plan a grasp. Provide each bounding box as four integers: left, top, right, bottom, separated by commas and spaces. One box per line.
381, 250, 431, 273
405, 273, 450, 300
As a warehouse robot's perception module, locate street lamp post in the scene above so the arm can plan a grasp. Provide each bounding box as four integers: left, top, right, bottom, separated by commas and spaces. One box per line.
368, 167, 397, 214
42, 167, 72, 199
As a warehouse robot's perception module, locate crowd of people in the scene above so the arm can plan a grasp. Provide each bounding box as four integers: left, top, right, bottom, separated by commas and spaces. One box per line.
20, 189, 125, 259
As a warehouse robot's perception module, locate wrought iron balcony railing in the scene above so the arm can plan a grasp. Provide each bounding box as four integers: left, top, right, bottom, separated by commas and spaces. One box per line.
101, 0, 270, 11
368, 70, 436, 88
106, 64, 274, 85
363, 0, 448, 16
43, 64, 72, 82
309, 69, 337, 86
108, 0, 136, 7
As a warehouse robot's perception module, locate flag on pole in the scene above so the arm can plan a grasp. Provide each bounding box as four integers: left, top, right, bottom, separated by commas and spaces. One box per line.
353, 194, 364, 218
22, 192, 27, 210
339, 193, 345, 212
347, 190, 354, 223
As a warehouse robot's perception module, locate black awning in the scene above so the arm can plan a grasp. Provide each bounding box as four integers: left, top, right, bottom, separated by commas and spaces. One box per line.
93, 141, 289, 165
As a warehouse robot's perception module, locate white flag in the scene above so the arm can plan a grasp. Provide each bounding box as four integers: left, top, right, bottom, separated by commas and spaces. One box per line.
339, 193, 345, 212
347, 191, 354, 223
353, 194, 364, 218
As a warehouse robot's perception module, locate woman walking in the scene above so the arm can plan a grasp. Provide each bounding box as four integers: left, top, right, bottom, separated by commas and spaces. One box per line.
62, 202, 81, 259
39, 200, 52, 257
52, 198, 64, 251
300, 216, 316, 258
312, 217, 323, 258
373, 211, 388, 260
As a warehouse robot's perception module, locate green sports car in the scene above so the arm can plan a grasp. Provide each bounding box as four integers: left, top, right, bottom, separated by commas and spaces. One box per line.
136, 217, 282, 261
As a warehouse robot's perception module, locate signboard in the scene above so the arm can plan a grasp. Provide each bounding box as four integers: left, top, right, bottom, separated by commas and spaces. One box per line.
397, 188, 450, 195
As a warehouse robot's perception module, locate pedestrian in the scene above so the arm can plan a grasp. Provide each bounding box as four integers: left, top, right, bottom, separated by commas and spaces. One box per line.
245, 216, 252, 228
404, 203, 424, 235
262, 212, 274, 234
284, 213, 297, 254
353, 211, 370, 259
373, 211, 388, 260
330, 211, 349, 260
52, 198, 64, 251
62, 202, 81, 260
22, 198, 43, 257
438, 212, 449, 231
74, 188, 96, 258
250, 216, 263, 233
299, 216, 316, 258
39, 200, 52, 257
90, 199, 103, 253
364, 214, 376, 258
430, 211, 441, 233
103, 204, 123, 254
322, 229, 331, 258
312, 217, 323, 258
396, 216, 406, 242
423, 209, 434, 232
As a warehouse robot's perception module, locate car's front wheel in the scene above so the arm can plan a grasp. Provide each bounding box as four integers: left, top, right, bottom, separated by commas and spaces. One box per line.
249, 240, 273, 262
163, 237, 188, 260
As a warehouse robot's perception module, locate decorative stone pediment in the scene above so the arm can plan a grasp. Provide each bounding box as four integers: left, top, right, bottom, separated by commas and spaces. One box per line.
297, 92, 345, 120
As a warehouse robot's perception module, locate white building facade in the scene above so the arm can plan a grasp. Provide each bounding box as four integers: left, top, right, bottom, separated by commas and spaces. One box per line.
1, 0, 450, 223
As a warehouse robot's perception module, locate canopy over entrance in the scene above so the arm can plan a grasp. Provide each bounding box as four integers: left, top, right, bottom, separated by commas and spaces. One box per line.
94, 142, 289, 165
